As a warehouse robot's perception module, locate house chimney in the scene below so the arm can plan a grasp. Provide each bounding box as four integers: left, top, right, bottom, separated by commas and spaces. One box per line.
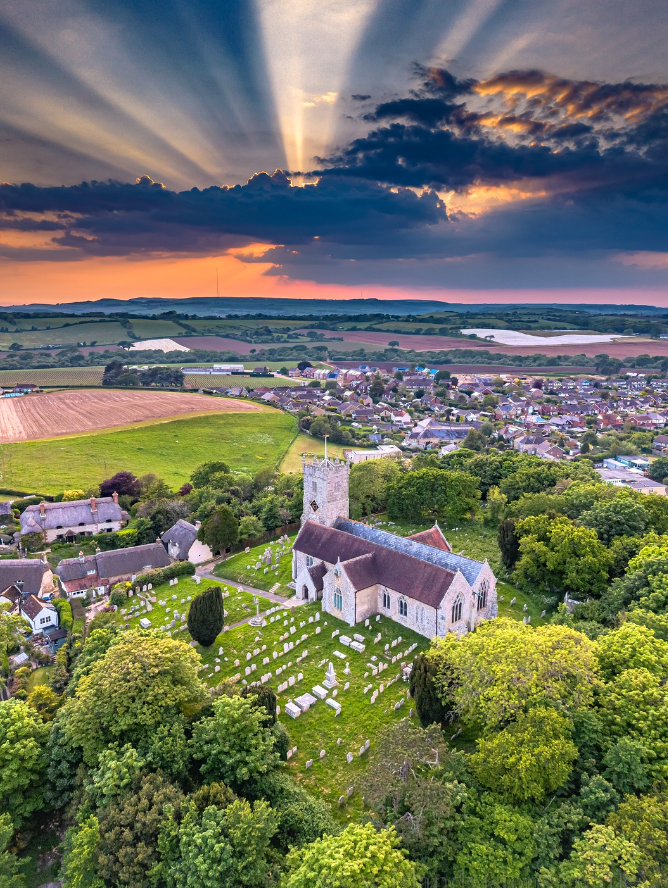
90, 496, 97, 512
78, 550, 85, 563
39, 502, 46, 517
112, 491, 119, 504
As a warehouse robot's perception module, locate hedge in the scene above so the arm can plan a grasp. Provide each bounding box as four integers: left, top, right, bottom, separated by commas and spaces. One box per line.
53, 598, 73, 633
133, 560, 195, 588
70, 597, 86, 639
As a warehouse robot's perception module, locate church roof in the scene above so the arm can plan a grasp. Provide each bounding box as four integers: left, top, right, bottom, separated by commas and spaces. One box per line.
332, 517, 485, 586
407, 525, 452, 552
294, 520, 461, 608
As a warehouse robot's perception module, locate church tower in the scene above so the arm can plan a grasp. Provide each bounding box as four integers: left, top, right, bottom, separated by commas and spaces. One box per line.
301, 448, 349, 527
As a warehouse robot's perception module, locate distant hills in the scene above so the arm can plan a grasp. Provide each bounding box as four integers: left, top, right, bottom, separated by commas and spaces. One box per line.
1, 296, 666, 317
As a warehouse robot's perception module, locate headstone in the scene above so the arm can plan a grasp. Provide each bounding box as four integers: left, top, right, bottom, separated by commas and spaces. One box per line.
347, 752, 354, 764
285, 701, 301, 719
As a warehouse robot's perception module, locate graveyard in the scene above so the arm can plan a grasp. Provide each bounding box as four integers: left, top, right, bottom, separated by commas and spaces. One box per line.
214, 534, 297, 597
119, 576, 259, 634
196, 599, 430, 816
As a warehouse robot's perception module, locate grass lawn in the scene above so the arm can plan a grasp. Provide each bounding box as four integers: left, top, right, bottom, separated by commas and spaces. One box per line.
0, 409, 297, 493
197, 601, 429, 815
118, 576, 259, 635
26, 665, 54, 692
280, 433, 348, 473
214, 536, 296, 597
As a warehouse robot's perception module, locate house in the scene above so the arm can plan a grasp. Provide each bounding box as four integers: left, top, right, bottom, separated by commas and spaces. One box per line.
161, 519, 213, 564
597, 468, 667, 495
20, 494, 128, 543
0, 585, 58, 633
0, 558, 54, 596
292, 455, 497, 639
56, 542, 171, 598
654, 435, 668, 454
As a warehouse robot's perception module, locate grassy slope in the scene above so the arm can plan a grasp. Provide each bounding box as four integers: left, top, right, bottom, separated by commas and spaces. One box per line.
0, 367, 105, 386
183, 374, 295, 390
0, 409, 298, 493
0, 321, 129, 349
280, 433, 348, 473
214, 536, 296, 597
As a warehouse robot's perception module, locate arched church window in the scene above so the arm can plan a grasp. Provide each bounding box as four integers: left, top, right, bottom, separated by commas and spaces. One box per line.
382, 590, 390, 610
399, 597, 408, 617
333, 590, 342, 610
477, 580, 489, 611
451, 594, 463, 624
305, 555, 314, 568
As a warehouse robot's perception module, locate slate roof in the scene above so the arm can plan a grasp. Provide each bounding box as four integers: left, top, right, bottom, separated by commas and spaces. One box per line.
57, 543, 170, 583
294, 520, 461, 608
21, 593, 55, 620
333, 517, 486, 586
0, 560, 49, 595
161, 520, 198, 560
21, 496, 124, 534
307, 561, 327, 592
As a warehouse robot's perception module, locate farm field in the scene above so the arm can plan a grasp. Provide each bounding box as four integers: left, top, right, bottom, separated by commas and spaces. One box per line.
0, 320, 129, 349
183, 373, 295, 389
280, 433, 350, 473
0, 367, 105, 387
0, 409, 298, 494
214, 536, 297, 597
197, 600, 429, 812
0, 389, 259, 443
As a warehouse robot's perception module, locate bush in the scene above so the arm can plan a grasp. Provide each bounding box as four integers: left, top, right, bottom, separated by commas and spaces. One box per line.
134, 560, 195, 588
110, 587, 127, 608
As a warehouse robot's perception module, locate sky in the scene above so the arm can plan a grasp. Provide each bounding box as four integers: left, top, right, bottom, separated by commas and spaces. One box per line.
1, 0, 668, 307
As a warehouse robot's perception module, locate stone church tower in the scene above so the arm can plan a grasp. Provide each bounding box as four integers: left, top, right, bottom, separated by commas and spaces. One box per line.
301, 452, 349, 527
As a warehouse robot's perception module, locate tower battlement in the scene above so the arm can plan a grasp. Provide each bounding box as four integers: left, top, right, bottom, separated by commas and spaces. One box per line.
301, 452, 349, 526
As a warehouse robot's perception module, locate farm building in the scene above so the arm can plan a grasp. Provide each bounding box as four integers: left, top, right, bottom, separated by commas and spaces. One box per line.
292, 454, 497, 639
20, 494, 128, 543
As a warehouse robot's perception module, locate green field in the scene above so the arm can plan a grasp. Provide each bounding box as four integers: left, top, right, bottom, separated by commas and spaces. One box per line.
0, 320, 129, 349
0, 367, 105, 387
279, 433, 348, 473
215, 536, 296, 597
197, 600, 428, 812
184, 373, 294, 390
0, 410, 298, 494
26, 665, 54, 692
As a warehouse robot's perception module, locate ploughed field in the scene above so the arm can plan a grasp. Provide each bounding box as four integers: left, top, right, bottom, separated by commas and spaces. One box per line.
0, 388, 259, 443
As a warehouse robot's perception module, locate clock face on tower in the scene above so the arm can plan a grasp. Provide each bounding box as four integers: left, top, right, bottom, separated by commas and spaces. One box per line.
310, 500, 319, 512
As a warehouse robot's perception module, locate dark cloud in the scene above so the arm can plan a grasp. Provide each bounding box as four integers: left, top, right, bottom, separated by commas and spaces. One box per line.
0, 171, 445, 258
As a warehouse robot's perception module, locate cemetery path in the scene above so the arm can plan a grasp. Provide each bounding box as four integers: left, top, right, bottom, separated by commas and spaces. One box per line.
195, 569, 302, 607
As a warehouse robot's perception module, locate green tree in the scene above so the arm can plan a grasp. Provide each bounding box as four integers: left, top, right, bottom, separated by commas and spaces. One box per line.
349, 458, 401, 518
165, 798, 279, 888
514, 516, 611, 598
191, 461, 231, 489
497, 518, 520, 569
369, 374, 386, 401
432, 619, 598, 732
238, 515, 264, 541
409, 653, 451, 727
0, 699, 49, 827
470, 707, 578, 802
558, 824, 645, 887
61, 631, 204, 763
0, 813, 25, 888
649, 456, 668, 483
596, 623, 668, 681
97, 772, 184, 888
485, 486, 507, 525
187, 586, 225, 647
282, 823, 422, 888
61, 816, 104, 888
198, 505, 238, 554
191, 695, 278, 791
579, 496, 650, 545
607, 793, 668, 886
387, 468, 480, 524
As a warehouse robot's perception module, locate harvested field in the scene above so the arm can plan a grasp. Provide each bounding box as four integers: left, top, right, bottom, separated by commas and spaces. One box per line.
0, 389, 258, 443
0, 367, 105, 387
311, 329, 668, 358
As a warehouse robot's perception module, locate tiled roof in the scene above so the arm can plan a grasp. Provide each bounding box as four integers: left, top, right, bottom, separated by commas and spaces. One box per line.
21, 593, 54, 620
408, 525, 452, 552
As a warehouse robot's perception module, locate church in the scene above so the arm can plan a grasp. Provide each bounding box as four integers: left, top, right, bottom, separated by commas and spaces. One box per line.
292, 453, 497, 639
